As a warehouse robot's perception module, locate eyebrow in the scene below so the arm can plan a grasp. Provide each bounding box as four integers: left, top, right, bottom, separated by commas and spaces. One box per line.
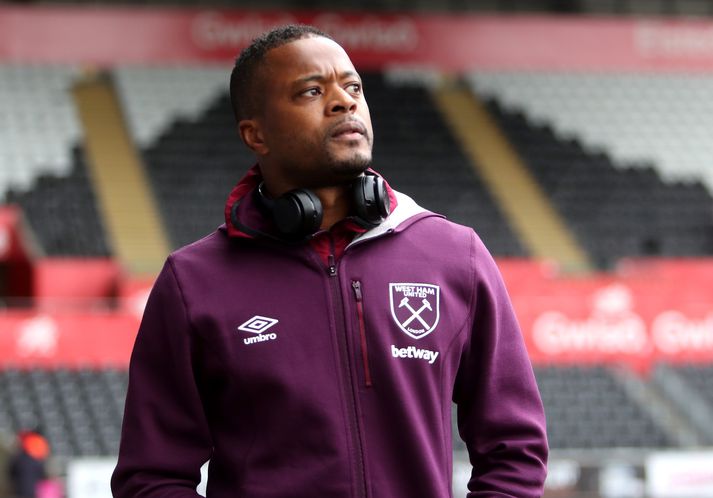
294, 70, 361, 86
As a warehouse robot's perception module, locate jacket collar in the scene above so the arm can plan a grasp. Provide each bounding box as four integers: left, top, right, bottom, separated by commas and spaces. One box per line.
223, 164, 405, 240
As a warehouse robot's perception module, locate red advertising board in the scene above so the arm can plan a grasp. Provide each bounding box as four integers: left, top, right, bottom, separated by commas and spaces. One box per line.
1, 258, 712, 370
500, 259, 713, 372
0, 311, 139, 368
4, 7, 713, 71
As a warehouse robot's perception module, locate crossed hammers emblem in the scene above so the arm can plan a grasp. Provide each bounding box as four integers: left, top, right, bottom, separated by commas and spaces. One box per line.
398, 296, 433, 329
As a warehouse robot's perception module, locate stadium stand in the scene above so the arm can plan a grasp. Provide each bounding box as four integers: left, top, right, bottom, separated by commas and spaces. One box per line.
0, 360, 700, 457
673, 365, 713, 408
135, 91, 254, 250
116, 67, 525, 254
0, 64, 110, 258
8, 66, 711, 265
0, 68, 711, 465
478, 95, 713, 268
0, 64, 82, 194
4, 146, 111, 257
363, 73, 526, 256
653, 363, 713, 445
0, 368, 127, 457
113, 65, 229, 148
0, 364, 696, 458
114, 65, 261, 249
535, 366, 675, 449
469, 72, 713, 191
2, 64, 710, 460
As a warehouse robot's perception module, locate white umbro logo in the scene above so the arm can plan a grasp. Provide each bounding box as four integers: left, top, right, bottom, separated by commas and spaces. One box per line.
238, 316, 279, 345
238, 316, 279, 334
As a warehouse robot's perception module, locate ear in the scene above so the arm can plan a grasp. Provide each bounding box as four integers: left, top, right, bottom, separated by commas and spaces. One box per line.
238, 119, 269, 156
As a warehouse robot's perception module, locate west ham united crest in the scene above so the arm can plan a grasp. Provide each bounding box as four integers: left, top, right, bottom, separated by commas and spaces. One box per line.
389, 283, 440, 340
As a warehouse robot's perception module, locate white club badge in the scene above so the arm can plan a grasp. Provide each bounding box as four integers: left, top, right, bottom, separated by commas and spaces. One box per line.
389, 283, 440, 340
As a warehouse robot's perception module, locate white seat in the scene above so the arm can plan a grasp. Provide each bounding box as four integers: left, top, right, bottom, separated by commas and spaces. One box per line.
0, 63, 82, 197
114, 64, 230, 147
469, 70, 713, 193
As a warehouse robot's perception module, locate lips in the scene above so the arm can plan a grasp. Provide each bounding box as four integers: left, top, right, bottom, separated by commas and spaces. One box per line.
330, 120, 367, 139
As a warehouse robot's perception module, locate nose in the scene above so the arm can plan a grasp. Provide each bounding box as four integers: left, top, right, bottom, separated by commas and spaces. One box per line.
327, 86, 357, 115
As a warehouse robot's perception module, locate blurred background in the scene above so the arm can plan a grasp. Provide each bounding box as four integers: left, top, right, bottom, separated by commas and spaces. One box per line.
1, 0, 713, 497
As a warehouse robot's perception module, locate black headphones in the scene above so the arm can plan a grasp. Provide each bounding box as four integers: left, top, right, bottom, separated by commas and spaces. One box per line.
230, 172, 391, 242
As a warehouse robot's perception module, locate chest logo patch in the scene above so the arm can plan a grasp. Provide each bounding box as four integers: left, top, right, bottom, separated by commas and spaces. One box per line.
389, 283, 440, 340
238, 316, 278, 334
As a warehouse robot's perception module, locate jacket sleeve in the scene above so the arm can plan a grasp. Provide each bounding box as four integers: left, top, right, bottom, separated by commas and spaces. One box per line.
453, 233, 548, 498
111, 258, 213, 498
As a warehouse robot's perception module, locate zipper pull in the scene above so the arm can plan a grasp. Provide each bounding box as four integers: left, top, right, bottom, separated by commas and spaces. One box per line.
352, 280, 362, 301
327, 254, 337, 276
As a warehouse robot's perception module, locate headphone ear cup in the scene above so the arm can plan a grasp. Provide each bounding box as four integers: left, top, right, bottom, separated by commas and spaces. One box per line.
353, 174, 390, 227
272, 189, 323, 237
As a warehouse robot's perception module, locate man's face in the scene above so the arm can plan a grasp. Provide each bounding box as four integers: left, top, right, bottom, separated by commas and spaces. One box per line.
251, 36, 374, 191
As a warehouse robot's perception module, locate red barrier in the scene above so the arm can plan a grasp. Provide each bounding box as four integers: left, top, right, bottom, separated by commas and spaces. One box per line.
0, 206, 36, 299
0, 311, 139, 368
34, 258, 122, 309
4, 7, 713, 71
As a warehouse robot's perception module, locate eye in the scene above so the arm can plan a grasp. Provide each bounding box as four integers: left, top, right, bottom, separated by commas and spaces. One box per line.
301, 87, 322, 97
346, 82, 362, 95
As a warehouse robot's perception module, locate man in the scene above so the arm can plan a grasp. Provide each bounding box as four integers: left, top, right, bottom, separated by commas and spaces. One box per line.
8, 429, 49, 498
111, 24, 548, 498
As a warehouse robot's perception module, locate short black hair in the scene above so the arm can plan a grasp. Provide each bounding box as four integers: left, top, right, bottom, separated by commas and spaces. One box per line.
230, 24, 331, 122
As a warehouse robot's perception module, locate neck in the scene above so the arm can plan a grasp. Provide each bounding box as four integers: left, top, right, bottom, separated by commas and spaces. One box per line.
312, 185, 351, 230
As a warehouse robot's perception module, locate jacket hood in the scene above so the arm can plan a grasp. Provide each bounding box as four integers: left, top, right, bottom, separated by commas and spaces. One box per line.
223, 164, 263, 240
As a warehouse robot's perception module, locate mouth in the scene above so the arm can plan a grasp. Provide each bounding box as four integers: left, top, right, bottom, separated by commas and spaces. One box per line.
330, 120, 367, 141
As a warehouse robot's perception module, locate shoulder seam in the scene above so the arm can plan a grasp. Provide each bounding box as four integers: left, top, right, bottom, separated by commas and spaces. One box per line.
165, 256, 199, 341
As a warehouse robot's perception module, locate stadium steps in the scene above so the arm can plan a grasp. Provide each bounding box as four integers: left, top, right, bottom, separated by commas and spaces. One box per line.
652, 364, 713, 445
72, 73, 170, 275
432, 81, 592, 273
611, 367, 702, 447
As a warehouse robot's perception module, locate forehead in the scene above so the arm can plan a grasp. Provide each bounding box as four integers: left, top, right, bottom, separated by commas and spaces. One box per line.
262, 36, 358, 84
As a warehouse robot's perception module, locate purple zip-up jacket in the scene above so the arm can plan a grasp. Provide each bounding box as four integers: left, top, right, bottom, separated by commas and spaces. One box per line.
111, 185, 548, 498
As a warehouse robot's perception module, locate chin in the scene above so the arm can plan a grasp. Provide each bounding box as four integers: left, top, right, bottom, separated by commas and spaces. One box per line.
303, 162, 370, 190
331, 151, 372, 176
335, 161, 370, 177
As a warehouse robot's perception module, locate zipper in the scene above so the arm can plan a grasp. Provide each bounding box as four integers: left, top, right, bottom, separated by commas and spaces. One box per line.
327, 235, 338, 276
351, 281, 372, 387
328, 254, 337, 276
324, 245, 368, 498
